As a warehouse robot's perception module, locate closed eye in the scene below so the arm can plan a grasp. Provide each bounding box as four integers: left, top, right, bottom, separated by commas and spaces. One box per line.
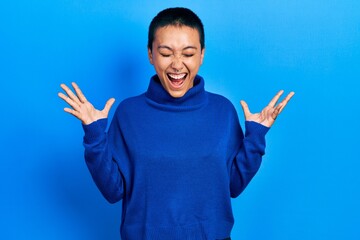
160, 53, 171, 57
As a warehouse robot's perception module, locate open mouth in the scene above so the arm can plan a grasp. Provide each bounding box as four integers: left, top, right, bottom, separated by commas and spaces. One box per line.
167, 73, 187, 88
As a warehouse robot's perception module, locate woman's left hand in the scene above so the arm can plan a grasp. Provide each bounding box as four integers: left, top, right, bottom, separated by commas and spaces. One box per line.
240, 90, 295, 127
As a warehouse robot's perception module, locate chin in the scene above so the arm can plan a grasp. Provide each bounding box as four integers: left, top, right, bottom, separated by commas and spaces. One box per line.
168, 90, 187, 98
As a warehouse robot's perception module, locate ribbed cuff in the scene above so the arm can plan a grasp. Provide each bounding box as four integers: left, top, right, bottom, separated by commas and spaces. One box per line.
82, 118, 108, 144
244, 121, 270, 138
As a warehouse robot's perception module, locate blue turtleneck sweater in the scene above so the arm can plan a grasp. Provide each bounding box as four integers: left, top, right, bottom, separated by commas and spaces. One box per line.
82, 75, 269, 239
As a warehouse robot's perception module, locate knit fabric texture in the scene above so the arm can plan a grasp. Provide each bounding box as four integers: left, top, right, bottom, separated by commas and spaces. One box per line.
82, 75, 269, 239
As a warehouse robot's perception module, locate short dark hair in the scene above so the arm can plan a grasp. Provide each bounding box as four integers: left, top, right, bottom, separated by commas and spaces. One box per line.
148, 7, 205, 51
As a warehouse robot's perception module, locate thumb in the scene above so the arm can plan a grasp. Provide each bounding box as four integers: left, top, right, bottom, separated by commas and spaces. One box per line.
240, 100, 251, 119
103, 98, 116, 114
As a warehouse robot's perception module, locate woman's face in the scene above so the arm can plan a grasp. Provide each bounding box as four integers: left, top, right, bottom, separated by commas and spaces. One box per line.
148, 25, 205, 98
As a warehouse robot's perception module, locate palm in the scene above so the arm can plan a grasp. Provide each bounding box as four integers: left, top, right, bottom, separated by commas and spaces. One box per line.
75, 100, 109, 124
240, 90, 295, 128
244, 105, 279, 127
58, 82, 115, 125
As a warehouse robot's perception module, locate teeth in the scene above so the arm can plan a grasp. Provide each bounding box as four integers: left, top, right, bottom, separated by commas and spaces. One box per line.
168, 73, 186, 80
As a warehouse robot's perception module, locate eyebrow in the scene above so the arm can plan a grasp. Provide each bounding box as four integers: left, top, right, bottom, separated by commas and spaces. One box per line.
158, 45, 198, 51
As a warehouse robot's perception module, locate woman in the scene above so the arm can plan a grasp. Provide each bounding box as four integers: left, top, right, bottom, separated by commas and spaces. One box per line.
58, 7, 294, 240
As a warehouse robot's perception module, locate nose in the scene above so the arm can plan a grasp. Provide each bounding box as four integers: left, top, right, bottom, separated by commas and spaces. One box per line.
171, 55, 183, 71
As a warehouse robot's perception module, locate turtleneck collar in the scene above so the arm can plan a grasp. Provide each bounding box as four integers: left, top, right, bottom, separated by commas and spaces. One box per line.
145, 74, 208, 111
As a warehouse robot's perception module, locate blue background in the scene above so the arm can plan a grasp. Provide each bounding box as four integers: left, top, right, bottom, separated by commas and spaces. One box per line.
1, 0, 359, 239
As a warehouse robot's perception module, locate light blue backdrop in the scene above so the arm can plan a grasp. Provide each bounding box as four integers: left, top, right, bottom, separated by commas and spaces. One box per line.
1, 0, 359, 239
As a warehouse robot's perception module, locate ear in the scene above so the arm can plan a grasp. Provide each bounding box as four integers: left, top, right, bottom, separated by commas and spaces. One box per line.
200, 48, 205, 65
148, 48, 153, 65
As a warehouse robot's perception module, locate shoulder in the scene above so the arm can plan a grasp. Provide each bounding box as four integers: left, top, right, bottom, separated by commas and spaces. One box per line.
206, 91, 237, 113
205, 91, 241, 127
119, 93, 145, 106
114, 93, 146, 116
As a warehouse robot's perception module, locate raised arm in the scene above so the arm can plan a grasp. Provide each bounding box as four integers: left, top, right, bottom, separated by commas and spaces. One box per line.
230, 90, 295, 197
58, 83, 124, 203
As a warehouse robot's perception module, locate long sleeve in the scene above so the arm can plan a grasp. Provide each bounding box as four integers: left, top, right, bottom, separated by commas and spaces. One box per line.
82, 117, 125, 203
230, 119, 270, 198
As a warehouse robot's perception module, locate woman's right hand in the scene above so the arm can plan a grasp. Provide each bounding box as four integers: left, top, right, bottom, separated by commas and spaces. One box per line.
58, 82, 115, 125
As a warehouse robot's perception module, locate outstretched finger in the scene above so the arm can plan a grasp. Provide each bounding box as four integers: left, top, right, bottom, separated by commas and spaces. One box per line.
278, 91, 295, 114
72, 82, 88, 103
271, 104, 282, 120
240, 100, 251, 119
268, 90, 284, 107
60, 83, 81, 105
103, 98, 116, 114
63, 107, 82, 120
58, 92, 81, 111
